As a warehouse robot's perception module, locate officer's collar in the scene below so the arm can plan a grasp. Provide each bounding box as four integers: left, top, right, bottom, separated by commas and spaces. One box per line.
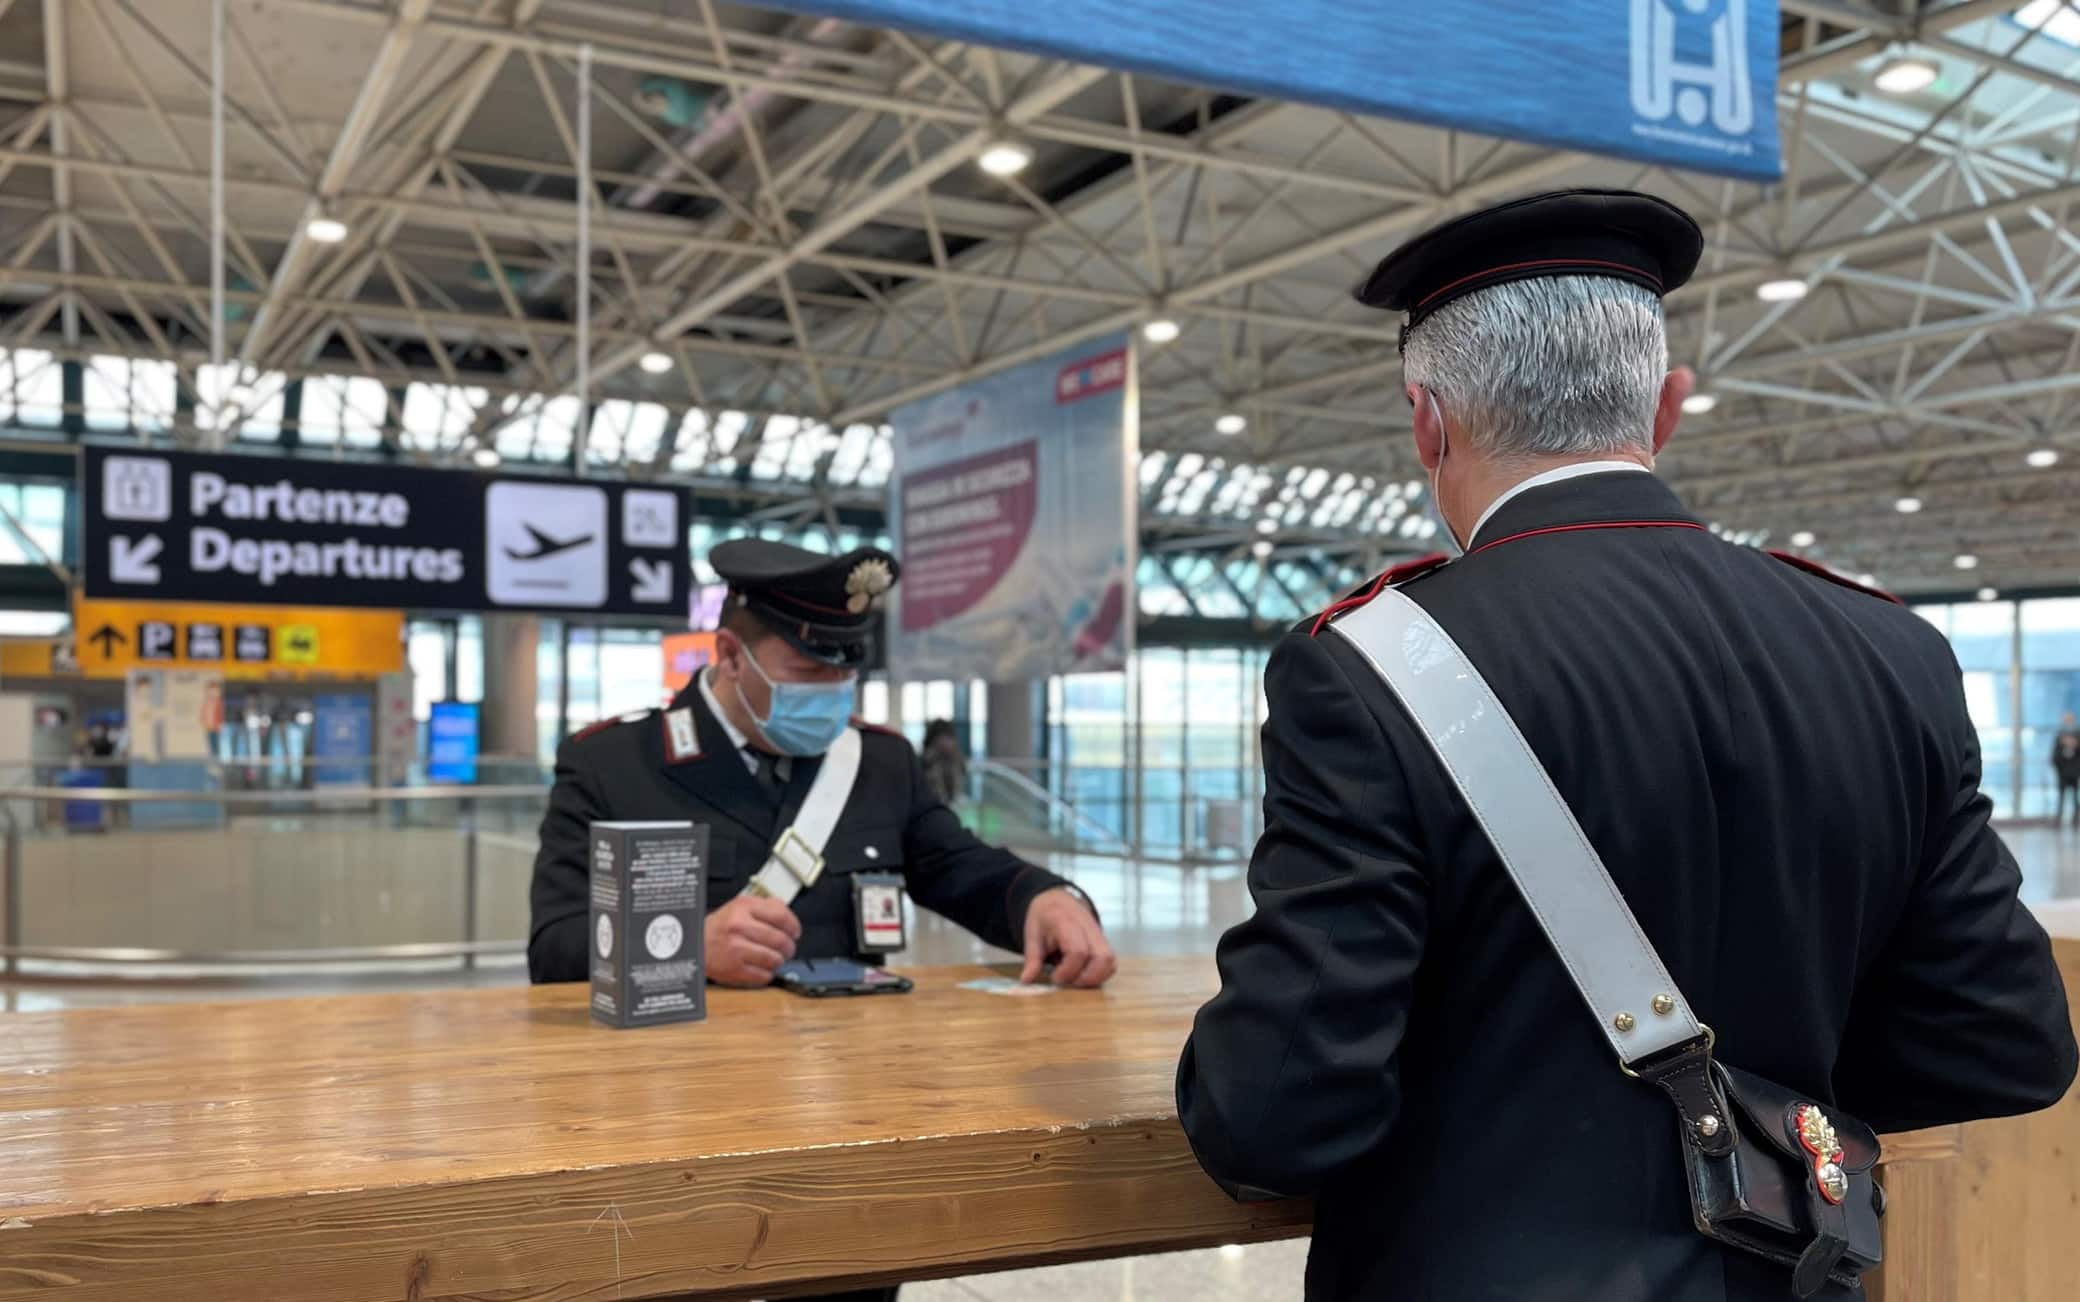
693, 667, 752, 753
1467, 467, 1698, 552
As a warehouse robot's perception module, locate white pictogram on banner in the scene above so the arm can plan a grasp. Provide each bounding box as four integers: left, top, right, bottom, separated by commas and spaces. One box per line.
1629, 0, 1753, 140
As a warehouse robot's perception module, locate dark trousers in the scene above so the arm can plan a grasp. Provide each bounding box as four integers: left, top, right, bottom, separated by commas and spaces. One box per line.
2060, 777, 2079, 824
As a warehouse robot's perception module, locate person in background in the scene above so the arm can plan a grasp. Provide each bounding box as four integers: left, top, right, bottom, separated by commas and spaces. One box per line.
2054, 711, 2080, 827
1176, 189, 2076, 1302
921, 718, 969, 807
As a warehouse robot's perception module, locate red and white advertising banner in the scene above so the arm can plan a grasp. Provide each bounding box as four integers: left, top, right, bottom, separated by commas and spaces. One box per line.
889, 333, 1137, 681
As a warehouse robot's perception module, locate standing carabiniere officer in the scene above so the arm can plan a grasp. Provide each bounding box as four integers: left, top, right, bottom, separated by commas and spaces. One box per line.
529, 539, 1114, 993
1176, 190, 2076, 1301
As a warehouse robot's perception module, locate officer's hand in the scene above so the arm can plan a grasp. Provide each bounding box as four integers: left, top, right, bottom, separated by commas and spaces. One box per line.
1019, 888, 1115, 988
705, 894, 801, 987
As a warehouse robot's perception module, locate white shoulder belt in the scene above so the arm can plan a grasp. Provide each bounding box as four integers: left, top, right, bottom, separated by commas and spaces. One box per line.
1327, 588, 1706, 1068
745, 728, 863, 906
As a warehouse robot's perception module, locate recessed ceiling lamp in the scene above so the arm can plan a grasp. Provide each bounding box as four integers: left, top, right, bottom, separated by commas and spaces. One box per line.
1977, 587, 2000, 602
1682, 392, 1719, 415
1894, 496, 1923, 514
2028, 447, 2060, 468
1215, 413, 1247, 436
976, 139, 1033, 178
1254, 518, 1278, 535
1251, 540, 1274, 559
1756, 278, 1809, 304
639, 350, 674, 375
305, 214, 349, 244
1790, 530, 1816, 548
1873, 55, 1940, 96
1954, 553, 1980, 570
1142, 317, 1181, 344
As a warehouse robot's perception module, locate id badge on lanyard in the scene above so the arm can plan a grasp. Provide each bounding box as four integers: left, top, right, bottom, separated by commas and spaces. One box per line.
852, 872, 907, 953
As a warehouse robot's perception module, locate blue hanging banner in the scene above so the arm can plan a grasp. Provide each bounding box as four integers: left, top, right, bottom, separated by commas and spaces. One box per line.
760, 0, 1781, 181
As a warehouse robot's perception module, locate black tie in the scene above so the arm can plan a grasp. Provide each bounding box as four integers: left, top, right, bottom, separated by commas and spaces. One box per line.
746, 747, 790, 791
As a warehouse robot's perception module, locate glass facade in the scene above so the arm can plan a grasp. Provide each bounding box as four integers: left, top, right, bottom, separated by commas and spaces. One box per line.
1042, 645, 1269, 859
1915, 596, 2080, 820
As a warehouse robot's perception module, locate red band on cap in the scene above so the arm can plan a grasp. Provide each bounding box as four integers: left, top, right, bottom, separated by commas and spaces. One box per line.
1416, 257, 1664, 310
759, 589, 854, 618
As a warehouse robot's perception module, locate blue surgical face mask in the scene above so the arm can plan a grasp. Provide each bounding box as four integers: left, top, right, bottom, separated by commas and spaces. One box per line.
735, 643, 855, 757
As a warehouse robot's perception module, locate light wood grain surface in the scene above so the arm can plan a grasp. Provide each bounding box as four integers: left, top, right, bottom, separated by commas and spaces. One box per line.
0, 956, 1308, 1301
5, 932, 2075, 1302
1867, 929, 2080, 1302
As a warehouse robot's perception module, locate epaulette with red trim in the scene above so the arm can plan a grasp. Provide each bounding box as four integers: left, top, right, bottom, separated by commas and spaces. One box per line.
850, 717, 901, 738
569, 708, 656, 744
1310, 552, 1451, 636
1765, 550, 1903, 606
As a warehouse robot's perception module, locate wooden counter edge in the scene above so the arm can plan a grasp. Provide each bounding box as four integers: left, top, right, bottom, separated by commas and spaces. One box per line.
0, 1115, 1311, 1302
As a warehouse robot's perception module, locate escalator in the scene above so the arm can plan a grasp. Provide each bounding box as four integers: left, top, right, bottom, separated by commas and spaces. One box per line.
954, 759, 1132, 858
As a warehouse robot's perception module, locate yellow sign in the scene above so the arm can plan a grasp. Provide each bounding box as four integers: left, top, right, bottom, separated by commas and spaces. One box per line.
0, 636, 75, 678
71, 598, 405, 679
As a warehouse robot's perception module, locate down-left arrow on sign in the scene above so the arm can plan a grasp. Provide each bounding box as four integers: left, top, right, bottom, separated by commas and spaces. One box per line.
110, 533, 163, 584
630, 557, 672, 603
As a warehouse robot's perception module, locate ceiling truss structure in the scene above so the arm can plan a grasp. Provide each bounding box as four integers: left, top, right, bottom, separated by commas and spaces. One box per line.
0, 0, 2079, 594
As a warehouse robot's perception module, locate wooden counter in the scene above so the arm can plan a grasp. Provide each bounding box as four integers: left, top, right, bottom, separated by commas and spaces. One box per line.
4, 932, 2076, 1302
0, 958, 1308, 1301
1869, 914, 2080, 1302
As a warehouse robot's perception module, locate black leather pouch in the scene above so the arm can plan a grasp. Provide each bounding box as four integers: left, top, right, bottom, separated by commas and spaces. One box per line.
1646, 1044, 1884, 1297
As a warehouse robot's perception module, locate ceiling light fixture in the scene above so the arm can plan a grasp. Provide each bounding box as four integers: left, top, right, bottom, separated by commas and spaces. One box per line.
976, 139, 1033, 178
471, 446, 500, 468
305, 214, 349, 244
1894, 496, 1923, 514
1873, 55, 1940, 96
1756, 278, 1810, 304
1215, 412, 1247, 436
1251, 540, 1274, 559
1681, 392, 1719, 415
1255, 518, 1278, 535
1978, 587, 2000, 602
639, 350, 674, 375
1142, 317, 1181, 344
1790, 530, 1816, 548
1954, 554, 1980, 570
2028, 447, 2060, 468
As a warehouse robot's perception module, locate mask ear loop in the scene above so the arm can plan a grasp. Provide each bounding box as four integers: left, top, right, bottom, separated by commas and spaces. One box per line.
1425, 390, 1464, 553
730, 635, 778, 730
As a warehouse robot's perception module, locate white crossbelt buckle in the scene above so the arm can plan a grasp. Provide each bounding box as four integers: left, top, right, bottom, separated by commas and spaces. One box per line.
771, 826, 825, 888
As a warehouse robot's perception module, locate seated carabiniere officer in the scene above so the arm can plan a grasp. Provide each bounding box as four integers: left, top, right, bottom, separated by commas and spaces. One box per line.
528, 538, 1114, 991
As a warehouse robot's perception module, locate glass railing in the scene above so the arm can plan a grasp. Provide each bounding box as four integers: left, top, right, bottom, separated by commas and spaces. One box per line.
0, 751, 1258, 975
973, 757, 1259, 863
956, 759, 1133, 858
21, 753, 551, 796
0, 783, 545, 971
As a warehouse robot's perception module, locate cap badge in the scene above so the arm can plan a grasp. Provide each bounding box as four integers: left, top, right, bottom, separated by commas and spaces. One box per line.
845, 558, 894, 614
1793, 1103, 1849, 1205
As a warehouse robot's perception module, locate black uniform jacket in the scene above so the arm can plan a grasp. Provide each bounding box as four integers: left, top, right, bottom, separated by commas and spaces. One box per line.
1177, 471, 2077, 1302
529, 680, 1072, 983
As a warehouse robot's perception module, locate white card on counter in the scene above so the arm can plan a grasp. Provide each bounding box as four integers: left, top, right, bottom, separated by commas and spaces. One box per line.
958, 977, 1059, 997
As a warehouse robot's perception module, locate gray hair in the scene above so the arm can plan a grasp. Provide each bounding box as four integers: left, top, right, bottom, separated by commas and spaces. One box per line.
1401, 275, 1668, 458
